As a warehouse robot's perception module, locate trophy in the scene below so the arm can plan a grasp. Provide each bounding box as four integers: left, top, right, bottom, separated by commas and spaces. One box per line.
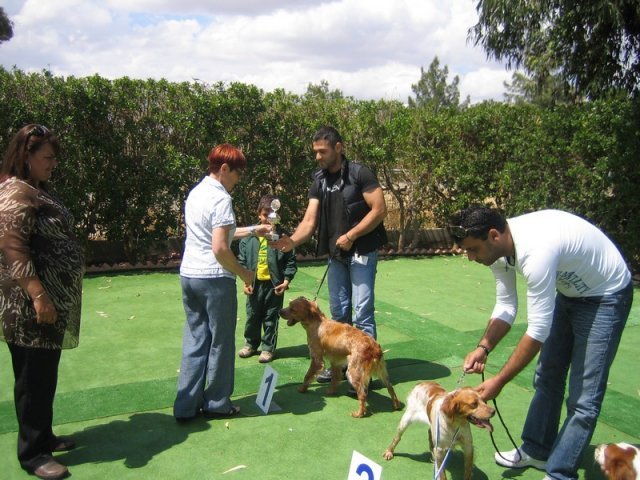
266, 198, 281, 241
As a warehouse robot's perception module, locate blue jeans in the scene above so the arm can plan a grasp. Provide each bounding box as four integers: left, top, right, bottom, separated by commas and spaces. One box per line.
521, 281, 633, 480
327, 251, 378, 339
173, 276, 237, 418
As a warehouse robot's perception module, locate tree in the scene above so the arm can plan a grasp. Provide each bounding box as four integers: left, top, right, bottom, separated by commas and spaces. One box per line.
408, 56, 470, 111
503, 70, 580, 107
471, 0, 640, 98
305, 80, 344, 101
0, 7, 13, 44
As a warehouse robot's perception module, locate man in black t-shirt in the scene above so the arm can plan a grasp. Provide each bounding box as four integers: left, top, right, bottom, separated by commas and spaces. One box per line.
272, 126, 387, 383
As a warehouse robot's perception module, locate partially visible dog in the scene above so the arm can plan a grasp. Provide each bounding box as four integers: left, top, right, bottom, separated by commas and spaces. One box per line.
595, 443, 640, 480
279, 296, 402, 417
383, 381, 495, 480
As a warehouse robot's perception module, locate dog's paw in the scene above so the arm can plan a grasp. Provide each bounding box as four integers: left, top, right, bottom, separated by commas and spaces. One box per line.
383, 450, 394, 460
351, 409, 366, 418
297, 385, 308, 393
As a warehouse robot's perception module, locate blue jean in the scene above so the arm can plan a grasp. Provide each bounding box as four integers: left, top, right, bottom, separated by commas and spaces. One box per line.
521, 281, 633, 480
173, 276, 237, 418
327, 251, 378, 339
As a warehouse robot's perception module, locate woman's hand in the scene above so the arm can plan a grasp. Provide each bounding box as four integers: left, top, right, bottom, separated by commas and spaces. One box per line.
254, 224, 272, 237
34, 294, 58, 324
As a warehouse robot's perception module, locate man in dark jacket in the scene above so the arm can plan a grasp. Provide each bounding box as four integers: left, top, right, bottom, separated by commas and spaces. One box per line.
272, 126, 387, 381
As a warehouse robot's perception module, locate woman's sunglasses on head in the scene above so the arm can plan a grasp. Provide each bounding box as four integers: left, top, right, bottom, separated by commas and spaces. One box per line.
26, 125, 50, 140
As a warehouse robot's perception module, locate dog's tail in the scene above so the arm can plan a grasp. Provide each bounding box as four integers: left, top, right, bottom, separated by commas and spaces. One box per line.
373, 355, 389, 380
373, 350, 403, 410
354, 344, 385, 382
370, 346, 389, 380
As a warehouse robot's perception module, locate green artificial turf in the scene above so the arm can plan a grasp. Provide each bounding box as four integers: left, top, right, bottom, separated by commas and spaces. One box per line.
0, 256, 637, 479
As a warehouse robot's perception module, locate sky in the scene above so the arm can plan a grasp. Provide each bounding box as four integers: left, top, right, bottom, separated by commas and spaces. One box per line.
1, 0, 515, 104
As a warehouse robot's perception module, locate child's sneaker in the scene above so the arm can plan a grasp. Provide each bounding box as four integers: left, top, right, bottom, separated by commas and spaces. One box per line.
238, 346, 257, 358
258, 351, 273, 363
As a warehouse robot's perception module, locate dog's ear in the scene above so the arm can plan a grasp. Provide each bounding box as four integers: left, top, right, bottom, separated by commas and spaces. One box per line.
440, 393, 458, 419
292, 296, 307, 307
307, 300, 322, 318
309, 302, 324, 319
602, 444, 639, 480
441, 389, 473, 418
291, 297, 311, 317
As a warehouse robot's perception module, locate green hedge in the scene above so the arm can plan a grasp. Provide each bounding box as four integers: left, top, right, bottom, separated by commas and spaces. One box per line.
1, 68, 638, 271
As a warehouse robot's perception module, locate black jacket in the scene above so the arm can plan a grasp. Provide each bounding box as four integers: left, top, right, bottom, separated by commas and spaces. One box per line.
312, 159, 387, 255
238, 233, 297, 286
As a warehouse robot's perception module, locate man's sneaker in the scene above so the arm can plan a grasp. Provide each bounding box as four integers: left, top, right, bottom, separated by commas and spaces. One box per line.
495, 447, 547, 470
316, 368, 332, 383
317, 366, 348, 383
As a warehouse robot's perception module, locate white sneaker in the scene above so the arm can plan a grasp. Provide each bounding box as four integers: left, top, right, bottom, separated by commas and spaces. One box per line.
495, 447, 547, 470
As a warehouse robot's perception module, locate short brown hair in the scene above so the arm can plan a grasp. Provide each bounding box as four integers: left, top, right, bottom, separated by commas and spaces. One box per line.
207, 143, 246, 174
258, 194, 276, 213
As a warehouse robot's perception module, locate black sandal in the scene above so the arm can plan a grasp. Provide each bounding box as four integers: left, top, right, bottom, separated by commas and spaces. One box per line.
203, 405, 241, 419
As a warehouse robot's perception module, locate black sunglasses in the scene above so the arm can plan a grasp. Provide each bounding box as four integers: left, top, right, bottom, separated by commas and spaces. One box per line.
448, 224, 486, 240
26, 125, 50, 140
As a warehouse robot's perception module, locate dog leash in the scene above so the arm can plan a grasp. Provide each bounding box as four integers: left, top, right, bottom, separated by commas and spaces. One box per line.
433, 413, 461, 480
457, 368, 521, 464
433, 366, 517, 477
312, 250, 339, 302
430, 370, 466, 478
481, 371, 522, 463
